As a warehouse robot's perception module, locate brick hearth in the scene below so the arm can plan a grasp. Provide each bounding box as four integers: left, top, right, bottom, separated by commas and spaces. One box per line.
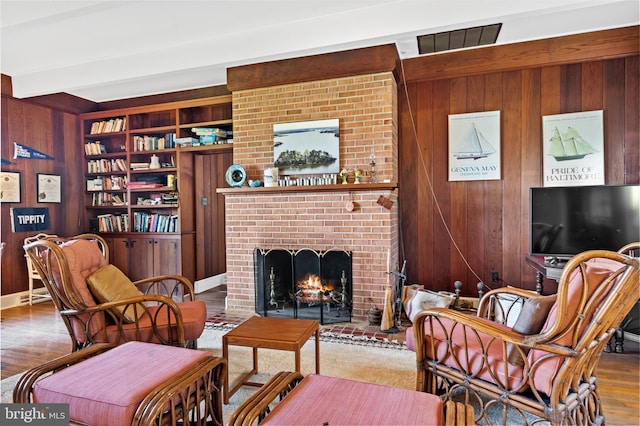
222, 72, 399, 320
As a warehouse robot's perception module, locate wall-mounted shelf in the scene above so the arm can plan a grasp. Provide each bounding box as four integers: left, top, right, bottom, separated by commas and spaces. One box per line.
217, 182, 397, 195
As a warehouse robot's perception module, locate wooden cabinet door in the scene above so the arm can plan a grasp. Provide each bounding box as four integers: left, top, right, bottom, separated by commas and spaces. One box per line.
128, 236, 155, 281
111, 237, 131, 275
154, 237, 181, 277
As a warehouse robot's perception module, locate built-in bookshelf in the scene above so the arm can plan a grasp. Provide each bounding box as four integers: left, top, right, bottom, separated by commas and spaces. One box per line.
80, 96, 233, 280
81, 97, 232, 234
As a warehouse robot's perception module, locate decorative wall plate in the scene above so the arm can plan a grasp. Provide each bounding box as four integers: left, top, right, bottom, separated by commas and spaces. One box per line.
225, 164, 247, 187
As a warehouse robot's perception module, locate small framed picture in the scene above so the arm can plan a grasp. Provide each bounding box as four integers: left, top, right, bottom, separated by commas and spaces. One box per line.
37, 173, 62, 203
0, 171, 21, 203
448, 110, 501, 181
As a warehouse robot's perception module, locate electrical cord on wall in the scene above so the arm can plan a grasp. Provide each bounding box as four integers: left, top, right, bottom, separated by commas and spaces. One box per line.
397, 57, 493, 291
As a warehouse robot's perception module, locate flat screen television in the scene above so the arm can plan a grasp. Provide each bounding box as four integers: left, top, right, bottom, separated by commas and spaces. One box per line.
529, 184, 640, 259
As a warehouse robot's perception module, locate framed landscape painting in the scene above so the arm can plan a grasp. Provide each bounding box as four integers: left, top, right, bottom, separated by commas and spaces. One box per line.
273, 119, 340, 175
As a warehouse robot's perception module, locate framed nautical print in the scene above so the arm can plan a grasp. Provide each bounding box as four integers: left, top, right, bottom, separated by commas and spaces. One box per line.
542, 110, 604, 187
448, 111, 501, 181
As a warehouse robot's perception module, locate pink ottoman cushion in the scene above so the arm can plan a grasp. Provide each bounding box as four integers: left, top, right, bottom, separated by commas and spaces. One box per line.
262, 374, 444, 425
33, 342, 210, 426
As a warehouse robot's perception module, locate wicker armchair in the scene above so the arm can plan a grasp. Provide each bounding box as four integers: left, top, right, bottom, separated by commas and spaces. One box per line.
408, 249, 639, 425
23, 233, 206, 351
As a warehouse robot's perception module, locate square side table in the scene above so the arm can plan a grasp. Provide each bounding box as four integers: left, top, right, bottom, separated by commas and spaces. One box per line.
222, 316, 320, 404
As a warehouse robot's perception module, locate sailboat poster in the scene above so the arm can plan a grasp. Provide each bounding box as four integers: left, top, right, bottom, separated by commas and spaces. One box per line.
448, 111, 501, 181
542, 110, 604, 187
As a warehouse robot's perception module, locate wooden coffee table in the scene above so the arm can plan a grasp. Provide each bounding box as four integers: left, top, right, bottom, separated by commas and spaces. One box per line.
222, 316, 320, 404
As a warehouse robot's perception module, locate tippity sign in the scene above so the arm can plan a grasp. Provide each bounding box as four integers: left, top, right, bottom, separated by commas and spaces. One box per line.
10, 207, 50, 232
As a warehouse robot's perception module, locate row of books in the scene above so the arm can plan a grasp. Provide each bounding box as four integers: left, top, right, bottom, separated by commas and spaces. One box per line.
87, 158, 127, 173
90, 117, 126, 134
175, 136, 233, 147
191, 127, 230, 137
84, 141, 108, 155
97, 213, 129, 233
86, 176, 128, 191
133, 133, 176, 151
91, 192, 127, 206
134, 212, 178, 233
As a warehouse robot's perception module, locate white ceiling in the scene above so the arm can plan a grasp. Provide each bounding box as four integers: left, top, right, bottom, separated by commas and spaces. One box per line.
1, 0, 638, 102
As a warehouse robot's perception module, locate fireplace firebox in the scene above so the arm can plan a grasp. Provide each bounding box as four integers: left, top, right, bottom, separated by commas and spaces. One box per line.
254, 248, 352, 324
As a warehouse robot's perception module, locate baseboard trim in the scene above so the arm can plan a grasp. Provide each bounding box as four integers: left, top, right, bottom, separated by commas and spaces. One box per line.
0, 288, 50, 310
194, 273, 227, 294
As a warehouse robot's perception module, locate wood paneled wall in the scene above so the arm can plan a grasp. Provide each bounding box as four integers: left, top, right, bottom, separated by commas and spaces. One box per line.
2, 27, 638, 301
399, 39, 639, 295
1, 95, 83, 296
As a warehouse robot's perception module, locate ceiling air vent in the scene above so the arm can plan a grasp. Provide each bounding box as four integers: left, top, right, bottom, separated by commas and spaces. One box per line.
417, 23, 502, 55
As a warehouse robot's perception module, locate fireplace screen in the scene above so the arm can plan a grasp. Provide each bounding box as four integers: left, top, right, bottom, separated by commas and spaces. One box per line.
254, 248, 352, 324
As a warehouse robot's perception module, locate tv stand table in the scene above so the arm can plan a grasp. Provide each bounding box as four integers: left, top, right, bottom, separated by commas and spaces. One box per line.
524, 255, 564, 294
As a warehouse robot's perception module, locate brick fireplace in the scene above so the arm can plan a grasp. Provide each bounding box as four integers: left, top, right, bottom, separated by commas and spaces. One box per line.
221, 71, 399, 320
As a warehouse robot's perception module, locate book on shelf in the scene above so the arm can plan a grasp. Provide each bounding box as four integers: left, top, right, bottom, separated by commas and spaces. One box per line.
111, 194, 126, 206
87, 178, 103, 191
126, 181, 163, 189
198, 135, 228, 144
86, 175, 127, 191
133, 135, 174, 151
90, 117, 126, 134
133, 212, 178, 233
91, 191, 127, 206
87, 158, 127, 173
130, 162, 150, 170
161, 192, 178, 205
85, 141, 106, 155
175, 137, 199, 147
104, 175, 127, 190
113, 158, 128, 171
191, 127, 228, 137
96, 213, 129, 232
87, 176, 127, 191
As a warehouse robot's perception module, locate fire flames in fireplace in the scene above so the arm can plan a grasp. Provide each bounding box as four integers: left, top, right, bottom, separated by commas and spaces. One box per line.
295, 272, 349, 308
254, 248, 352, 324
296, 274, 329, 302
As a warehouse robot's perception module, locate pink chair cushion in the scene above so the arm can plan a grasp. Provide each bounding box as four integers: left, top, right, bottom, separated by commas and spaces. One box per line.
407, 317, 526, 392
261, 374, 444, 425
50, 238, 205, 346
528, 257, 623, 395
50, 239, 108, 340
407, 258, 625, 397
33, 342, 211, 426
57, 239, 108, 307
103, 300, 207, 344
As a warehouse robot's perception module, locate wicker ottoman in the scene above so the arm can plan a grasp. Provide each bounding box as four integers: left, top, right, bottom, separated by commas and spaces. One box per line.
13, 342, 226, 426
230, 372, 471, 425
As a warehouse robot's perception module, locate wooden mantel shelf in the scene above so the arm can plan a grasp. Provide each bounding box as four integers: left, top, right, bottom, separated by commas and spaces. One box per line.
217, 182, 397, 195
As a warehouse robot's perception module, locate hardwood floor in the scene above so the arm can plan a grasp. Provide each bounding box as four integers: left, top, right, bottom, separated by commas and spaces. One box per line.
1, 286, 638, 424
0, 286, 232, 380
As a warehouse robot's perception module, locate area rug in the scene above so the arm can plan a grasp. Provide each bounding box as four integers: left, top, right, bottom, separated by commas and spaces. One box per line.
1, 323, 416, 424
1, 324, 547, 425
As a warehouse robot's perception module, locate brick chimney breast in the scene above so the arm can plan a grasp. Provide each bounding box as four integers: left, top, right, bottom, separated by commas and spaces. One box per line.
224, 72, 399, 320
